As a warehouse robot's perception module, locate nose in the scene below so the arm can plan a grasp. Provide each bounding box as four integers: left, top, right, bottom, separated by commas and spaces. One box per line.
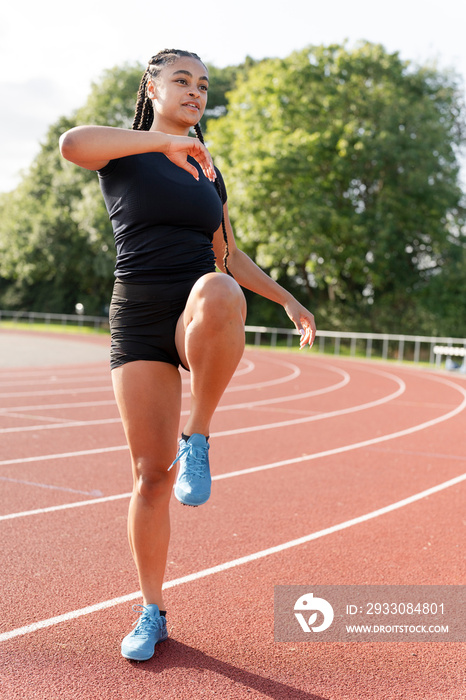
188, 87, 200, 97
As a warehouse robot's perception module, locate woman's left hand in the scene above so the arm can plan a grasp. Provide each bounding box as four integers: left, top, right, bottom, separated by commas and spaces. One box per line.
284, 299, 316, 349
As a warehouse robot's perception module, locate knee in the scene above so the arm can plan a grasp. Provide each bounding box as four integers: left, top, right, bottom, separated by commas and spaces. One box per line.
194, 274, 246, 327
133, 459, 174, 504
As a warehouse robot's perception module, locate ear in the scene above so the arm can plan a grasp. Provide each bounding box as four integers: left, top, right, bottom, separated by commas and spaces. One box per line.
147, 78, 157, 101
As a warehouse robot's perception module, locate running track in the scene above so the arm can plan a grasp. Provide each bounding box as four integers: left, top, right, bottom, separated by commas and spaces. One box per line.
0, 330, 464, 699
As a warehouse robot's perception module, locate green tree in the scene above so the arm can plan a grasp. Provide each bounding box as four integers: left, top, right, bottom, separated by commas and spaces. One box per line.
207, 42, 466, 333
0, 115, 114, 314
1, 49, 464, 336
200, 57, 257, 128
420, 222, 466, 336
0, 61, 241, 314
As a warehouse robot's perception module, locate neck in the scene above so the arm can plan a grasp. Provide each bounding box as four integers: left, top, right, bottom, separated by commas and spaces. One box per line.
150, 115, 191, 137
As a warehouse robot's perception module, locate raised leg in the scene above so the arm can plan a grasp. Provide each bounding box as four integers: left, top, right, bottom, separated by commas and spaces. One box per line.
175, 272, 247, 437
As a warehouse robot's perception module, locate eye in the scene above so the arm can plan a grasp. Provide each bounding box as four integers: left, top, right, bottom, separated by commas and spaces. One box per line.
199, 84, 208, 92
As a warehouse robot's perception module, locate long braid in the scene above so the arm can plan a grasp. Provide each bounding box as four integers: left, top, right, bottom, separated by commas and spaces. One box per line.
194, 122, 233, 277
132, 71, 152, 130
132, 49, 233, 276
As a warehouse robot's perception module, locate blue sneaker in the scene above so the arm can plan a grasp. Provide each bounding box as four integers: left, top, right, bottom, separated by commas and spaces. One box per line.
121, 604, 168, 661
170, 433, 211, 506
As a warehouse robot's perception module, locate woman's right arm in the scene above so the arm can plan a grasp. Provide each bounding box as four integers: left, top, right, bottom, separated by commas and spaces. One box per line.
59, 125, 216, 181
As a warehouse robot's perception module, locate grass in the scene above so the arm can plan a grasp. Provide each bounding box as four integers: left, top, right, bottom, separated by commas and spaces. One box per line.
0, 320, 109, 335
1, 320, 446, 370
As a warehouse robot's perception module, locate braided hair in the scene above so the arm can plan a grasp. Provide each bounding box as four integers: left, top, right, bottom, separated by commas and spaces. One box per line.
133, 49, 232, 276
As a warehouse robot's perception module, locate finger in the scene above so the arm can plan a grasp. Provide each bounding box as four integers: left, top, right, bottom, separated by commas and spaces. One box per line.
196, 155, 216, 182
200, 163, 216, 182
299, 326, 314, 349
191, 144, 216, 182
182, 162, 200, 181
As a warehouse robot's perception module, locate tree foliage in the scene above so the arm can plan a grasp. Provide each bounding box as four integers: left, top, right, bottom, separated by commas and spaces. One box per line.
0, 45, 465, 335
0, 64, 144, 313
0, 61, 238, 314
207, 42, 466, 332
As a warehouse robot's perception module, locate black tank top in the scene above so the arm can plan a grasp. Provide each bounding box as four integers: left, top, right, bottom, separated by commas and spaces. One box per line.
98, 152, 227, 284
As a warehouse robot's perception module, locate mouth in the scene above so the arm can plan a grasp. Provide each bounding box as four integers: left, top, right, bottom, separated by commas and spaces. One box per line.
182, 102, 200, 111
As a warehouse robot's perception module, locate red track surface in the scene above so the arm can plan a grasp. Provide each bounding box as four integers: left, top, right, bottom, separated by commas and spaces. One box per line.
0, 330, 465, 699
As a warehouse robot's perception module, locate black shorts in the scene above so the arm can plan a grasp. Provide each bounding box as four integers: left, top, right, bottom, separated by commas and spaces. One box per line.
109, 278, 199, 371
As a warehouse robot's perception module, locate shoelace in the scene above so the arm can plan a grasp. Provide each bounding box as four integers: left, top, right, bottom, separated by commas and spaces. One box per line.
169, 442, 209, 477
131, 605, 162, 636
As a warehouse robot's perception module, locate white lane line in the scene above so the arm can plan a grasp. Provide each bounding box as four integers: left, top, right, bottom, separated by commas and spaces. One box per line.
0, 412, 78, 424
0, 361, 256, 414
0, 366, 350, 435
2, 372, 464, 521
0, 492, 131, 521
0, 386, 114, 399
0, 358, 252, 383
0, 358, 294, 401
1, 471, 464, 642
367, 447, 466, 462
215, 365, 349, 411
228, 357, 255, 377
0, 373, 111, 389
0, 366, 405, 462
0, 368, 388, 459
214, 370, 405, 437
0, 366, 108, 380
0, 417, 123, 434
0, 476, 103, 497
0, 445, 127, 467
0, 400, 117, 415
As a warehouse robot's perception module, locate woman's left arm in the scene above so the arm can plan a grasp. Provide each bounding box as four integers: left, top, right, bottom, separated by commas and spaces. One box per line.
213, 203, 316, 349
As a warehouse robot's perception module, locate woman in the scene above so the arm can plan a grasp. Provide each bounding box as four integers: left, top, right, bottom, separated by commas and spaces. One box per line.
60, 49, 315, 661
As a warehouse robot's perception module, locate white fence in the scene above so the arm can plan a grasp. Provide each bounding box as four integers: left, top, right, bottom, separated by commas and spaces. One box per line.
0, 309, 105, 329
1, 310, 465, 367
244, 325, 466, 367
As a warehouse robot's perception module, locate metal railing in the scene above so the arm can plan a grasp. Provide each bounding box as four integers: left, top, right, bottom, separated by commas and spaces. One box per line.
0, 309, 107, 330
1, 310, 465, 367
244, 325, 466, 366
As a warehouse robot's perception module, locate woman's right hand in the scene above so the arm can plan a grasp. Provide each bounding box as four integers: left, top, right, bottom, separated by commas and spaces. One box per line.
164, 135, 217, 182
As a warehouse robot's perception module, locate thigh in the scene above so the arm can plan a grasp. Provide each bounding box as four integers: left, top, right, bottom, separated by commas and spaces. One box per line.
175, 272, 246, 368
112, 360, 182, 473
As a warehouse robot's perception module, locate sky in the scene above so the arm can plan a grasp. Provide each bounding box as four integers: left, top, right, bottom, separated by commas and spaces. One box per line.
1, 0, 465, 193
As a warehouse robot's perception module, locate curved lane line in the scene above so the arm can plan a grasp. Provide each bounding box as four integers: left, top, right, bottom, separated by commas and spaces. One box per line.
1, 371, 464, 520
0, 399, 118, 415
0, 364, 256, 414
0, 365, 350, 434
0, 358, 297, 401
215, 367, 406, 436
0, 368, 410, 464
0, 366, 108, 380
180, 356, 255, 385
0, 373, 111, 389
1, 471, 464, 642
222, 358, 301, 393
0, 385, 115, 400
215, 365, 349, 411
0, 444, 127, 468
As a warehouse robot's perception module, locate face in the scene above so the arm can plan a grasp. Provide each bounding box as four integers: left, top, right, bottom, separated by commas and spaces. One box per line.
147, 56, 209, 133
